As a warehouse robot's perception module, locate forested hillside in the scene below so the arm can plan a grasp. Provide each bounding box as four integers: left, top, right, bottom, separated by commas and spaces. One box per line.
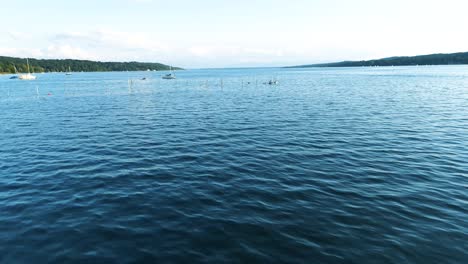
0, 56, 181, 73
289, 52, 468, 68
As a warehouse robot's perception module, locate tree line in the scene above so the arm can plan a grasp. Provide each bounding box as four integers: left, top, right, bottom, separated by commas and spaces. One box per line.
0, 56, 181, 73
289, 52, 468, 68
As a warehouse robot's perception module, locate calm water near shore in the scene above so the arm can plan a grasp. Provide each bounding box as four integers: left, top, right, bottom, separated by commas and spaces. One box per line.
0, 66, 467, 263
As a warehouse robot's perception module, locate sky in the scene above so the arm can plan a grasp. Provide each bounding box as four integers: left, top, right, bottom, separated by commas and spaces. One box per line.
1, 0, 468, 68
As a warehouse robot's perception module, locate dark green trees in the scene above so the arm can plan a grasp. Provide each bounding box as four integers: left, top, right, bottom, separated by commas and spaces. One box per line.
0, 56, 180, 73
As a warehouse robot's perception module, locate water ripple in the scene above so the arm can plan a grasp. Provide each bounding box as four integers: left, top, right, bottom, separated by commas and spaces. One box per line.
0, 68, 467, 263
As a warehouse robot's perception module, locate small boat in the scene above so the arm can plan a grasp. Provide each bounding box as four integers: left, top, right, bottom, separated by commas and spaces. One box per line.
18, 59, 36, 80
9, 65, 19, 79
19, 73, 36, 80
65, 66, 72, 75
264, 80, 279, 85
162, 66, 176, 80
162, 73, 176, 80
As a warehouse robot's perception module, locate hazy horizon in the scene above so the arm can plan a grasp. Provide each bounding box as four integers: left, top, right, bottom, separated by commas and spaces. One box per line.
2, 0, 468, 68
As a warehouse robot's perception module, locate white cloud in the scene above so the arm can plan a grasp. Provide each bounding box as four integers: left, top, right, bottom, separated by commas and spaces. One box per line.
54, 29, 168, 52
0, 47, 43, 59
44, 45, 97, 60
0, 47, 18, 55
0, 29, 358, 68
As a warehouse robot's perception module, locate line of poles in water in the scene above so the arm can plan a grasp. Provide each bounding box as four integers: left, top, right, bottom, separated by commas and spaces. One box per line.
1, 77, 281, 99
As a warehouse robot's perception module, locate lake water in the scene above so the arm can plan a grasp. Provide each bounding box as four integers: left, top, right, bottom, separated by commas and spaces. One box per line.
0, 66, 467, 263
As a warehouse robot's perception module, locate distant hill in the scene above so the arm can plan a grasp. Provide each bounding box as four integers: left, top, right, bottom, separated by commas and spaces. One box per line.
288, 52, 468, 68
0, 56, 182, 73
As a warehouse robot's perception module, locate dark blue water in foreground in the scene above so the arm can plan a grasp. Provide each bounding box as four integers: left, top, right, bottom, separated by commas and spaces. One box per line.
0, 66, 467, 263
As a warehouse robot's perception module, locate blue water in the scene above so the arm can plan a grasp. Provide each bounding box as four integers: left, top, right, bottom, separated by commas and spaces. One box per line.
0, 66, 467, 263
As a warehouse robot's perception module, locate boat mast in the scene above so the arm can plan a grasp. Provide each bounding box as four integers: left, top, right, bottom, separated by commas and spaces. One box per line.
26, 58, 31, 74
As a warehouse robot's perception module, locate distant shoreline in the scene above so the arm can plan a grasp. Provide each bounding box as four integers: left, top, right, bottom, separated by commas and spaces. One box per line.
287, 64, 468, 69
0, 55, 182, 74
287, 51, 468, 68
1, 70, 181, 75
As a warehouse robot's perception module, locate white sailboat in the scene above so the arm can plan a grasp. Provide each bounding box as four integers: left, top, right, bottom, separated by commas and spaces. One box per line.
162, 66, 176, 79
18, 58, 37, 80
66, 66, 72, 75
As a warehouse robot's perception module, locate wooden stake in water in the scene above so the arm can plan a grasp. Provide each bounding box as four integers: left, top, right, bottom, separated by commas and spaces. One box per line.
128, 79, 133, 94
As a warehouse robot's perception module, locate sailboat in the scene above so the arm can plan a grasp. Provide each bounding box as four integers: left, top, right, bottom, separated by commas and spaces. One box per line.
66, 66, 72, 75
9, 65, 19, 79
18, 58, 37, 80
162, 66, 176, 79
